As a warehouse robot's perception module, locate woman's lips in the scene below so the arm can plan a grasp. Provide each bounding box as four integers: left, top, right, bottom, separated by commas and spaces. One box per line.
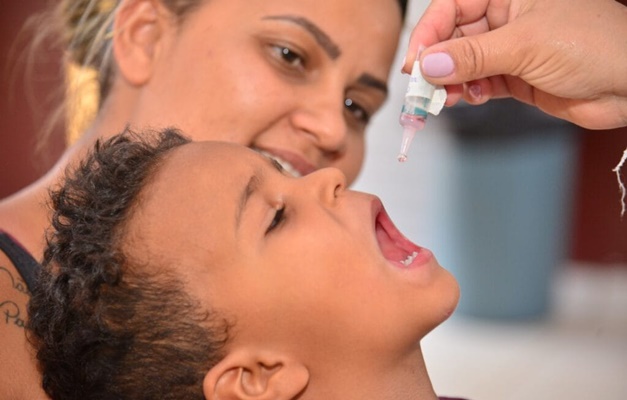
372, 200, 432, 268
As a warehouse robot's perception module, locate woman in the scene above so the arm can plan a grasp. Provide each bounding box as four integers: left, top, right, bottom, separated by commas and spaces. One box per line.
0, 0, 407, 398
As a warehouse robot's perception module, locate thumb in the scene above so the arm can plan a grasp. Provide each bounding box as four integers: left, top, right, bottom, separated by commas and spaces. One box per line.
420, 25, 522, 85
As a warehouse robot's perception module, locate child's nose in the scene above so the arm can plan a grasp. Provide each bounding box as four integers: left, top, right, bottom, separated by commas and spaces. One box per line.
299, 167, 346, 204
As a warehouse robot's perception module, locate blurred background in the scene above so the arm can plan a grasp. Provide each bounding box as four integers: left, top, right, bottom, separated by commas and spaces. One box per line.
1, 1, 626, 399
353, 2, 627, 399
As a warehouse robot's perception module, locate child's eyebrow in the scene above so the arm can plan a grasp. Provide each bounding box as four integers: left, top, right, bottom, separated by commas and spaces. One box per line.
236, 172, 262, 230
235, 156, 283, 229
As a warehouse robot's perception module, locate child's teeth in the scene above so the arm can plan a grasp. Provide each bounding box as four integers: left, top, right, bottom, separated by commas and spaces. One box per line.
400, 251, 418, 266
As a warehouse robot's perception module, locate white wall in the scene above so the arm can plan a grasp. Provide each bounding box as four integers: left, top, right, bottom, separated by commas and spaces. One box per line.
353, 0, 457, 258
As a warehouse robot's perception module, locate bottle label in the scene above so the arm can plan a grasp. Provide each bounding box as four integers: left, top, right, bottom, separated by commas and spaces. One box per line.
407, 61, 436, 98
406, 60, 447, 116
401, 104, 428, 117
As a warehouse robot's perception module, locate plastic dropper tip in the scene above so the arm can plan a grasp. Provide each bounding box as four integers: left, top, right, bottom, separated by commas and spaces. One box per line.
397, 125, 416, 163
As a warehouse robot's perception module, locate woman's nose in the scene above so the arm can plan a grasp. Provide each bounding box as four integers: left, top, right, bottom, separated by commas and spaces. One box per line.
289, 86, 348, 156
299, 167, 347, 204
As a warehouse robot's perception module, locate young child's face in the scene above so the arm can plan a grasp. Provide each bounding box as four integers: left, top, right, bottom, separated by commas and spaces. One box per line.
125, 141, 459, 369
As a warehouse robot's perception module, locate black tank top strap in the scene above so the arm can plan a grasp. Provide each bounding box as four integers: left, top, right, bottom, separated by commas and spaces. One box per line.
0, 231, 40, 291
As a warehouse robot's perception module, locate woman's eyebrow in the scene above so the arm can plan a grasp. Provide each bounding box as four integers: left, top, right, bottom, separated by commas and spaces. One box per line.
262, 15, 341, 60
262, 15, 388, 96
358, 74, 388, 96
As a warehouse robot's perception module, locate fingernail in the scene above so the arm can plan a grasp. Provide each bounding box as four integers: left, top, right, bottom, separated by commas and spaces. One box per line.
469, 84, 482, 100
422, 52, 455, 77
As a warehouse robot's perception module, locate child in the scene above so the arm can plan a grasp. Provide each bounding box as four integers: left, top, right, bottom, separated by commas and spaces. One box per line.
27, 128, 463, 400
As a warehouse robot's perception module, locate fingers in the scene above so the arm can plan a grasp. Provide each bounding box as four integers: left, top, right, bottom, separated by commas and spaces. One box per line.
443, 76, 514, 109
462, 79, 491, 105
403, 0, 460, 74
419, 23, 522, 86
443, 84, 464, 106
402, 0, 493, 74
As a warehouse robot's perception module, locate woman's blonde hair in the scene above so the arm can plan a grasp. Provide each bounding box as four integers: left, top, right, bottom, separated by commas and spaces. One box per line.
30, 0, 203, 143
30, 0, 408, 144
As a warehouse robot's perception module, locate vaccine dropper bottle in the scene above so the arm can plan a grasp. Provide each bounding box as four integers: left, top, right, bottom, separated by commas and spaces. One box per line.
398, 58, 447, 162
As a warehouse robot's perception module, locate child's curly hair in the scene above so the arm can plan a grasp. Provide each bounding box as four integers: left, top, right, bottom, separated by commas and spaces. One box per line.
27, 128, 231, 400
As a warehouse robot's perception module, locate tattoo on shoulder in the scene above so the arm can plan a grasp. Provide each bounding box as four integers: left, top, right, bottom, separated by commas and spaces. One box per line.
1, 266, 29, 329
1, 266, 29, 295
0, 300, 25, 328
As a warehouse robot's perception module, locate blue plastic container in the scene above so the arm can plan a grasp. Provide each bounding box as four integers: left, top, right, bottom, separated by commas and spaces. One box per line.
443, 99, 579, 319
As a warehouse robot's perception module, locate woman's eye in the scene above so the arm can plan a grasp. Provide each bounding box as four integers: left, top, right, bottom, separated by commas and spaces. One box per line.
266, 206, 286, 234
344, 98, 371, 125
271, 45, 305, 69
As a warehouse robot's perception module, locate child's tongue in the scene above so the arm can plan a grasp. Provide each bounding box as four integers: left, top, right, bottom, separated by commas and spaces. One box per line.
375, 221, 407, 263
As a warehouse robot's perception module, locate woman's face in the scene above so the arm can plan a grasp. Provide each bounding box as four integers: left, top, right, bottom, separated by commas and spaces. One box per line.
125, 0, 403, 184
127, 141, 459, 368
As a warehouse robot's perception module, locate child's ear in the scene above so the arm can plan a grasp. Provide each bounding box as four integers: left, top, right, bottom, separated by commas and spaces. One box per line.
112, 0, 170, 86
203, 349, 309, 400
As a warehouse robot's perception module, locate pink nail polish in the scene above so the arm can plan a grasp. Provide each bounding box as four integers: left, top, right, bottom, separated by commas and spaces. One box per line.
469, 84, 482, 100
422, 53, 455, 78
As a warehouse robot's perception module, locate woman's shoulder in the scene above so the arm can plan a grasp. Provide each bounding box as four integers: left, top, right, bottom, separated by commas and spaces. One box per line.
0, 247, 30, 327
0, 232, 32, 349
0, 244, 47, 399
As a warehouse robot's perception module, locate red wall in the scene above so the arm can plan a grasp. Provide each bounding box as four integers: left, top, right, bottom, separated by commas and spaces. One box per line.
0, 1, 66, 198
572, 0, 627, 264
571, 128, 627, 263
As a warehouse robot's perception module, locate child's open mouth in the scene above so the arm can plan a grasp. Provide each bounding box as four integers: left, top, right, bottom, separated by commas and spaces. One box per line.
373, 202, 432, 268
